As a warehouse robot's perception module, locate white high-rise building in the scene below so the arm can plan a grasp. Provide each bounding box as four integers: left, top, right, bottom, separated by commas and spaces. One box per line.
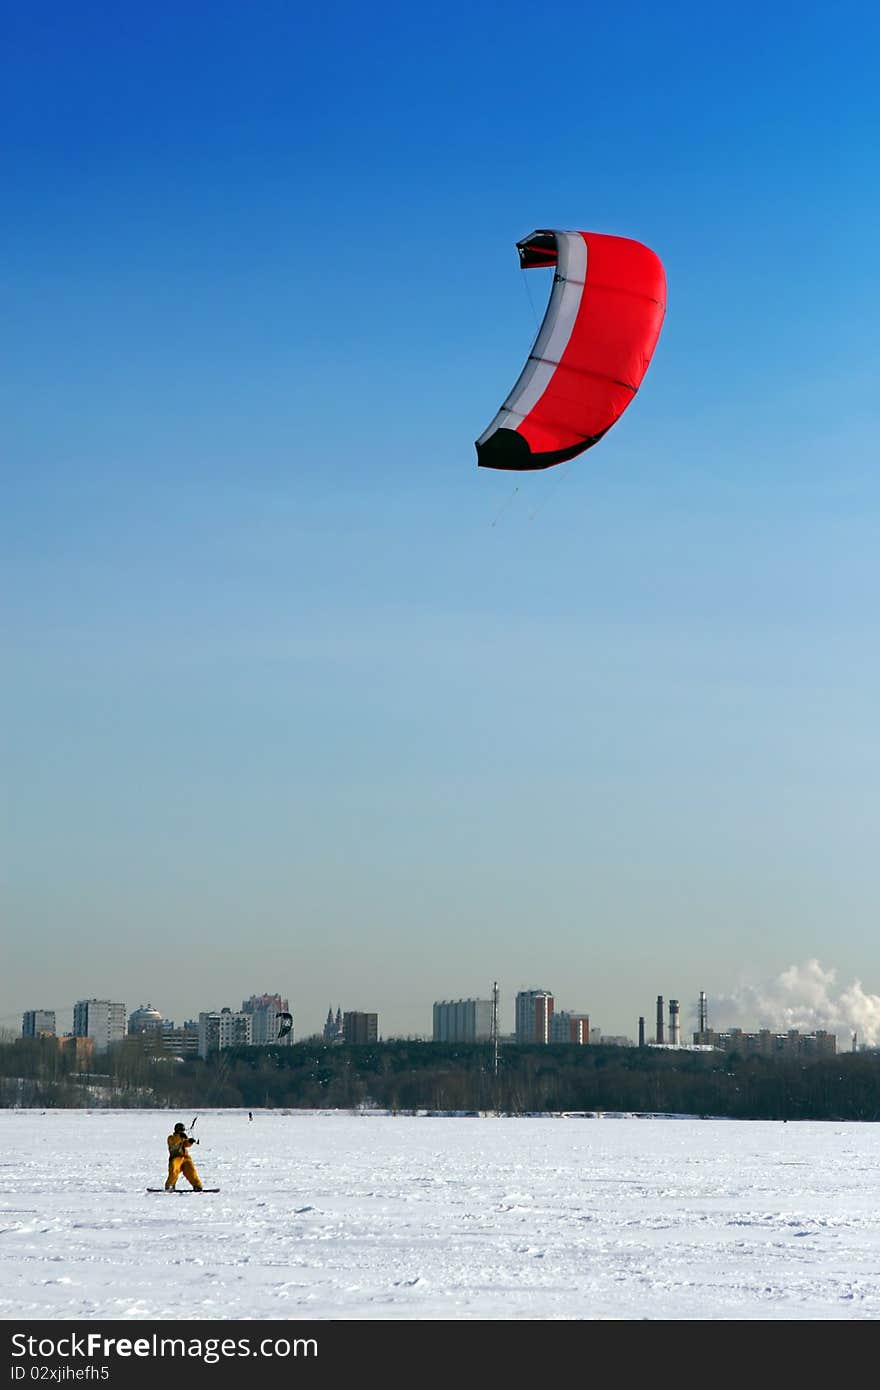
515, 990, 554, 1044
72, 999, 126, 1053
22, 1010, 56, 1038
241, 994, 293, 1046
433, 999, 494, 1043
198, 1008, 253, 1059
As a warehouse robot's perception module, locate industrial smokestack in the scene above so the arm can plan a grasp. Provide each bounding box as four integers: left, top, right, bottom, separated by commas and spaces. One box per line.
656, 995, 664, 1045
698, 990, 708, 1035
669, 999, 680, 1047
638, 1016, 645, 1047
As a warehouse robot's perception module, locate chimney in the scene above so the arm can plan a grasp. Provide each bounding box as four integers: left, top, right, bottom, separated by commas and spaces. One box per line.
698, 990, 708, 1035
669, 999, 680, 1047
656, 996, 664, 1045
638, 1016, 645, 1047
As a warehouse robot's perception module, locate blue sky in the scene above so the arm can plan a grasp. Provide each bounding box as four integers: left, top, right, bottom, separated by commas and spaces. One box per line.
3, 1, 880, 1043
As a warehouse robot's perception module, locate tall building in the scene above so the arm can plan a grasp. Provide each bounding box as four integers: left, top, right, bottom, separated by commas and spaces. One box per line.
242, 994, 288, 1013
343, 1011, 378, 1044
515, 990, 554, 1044
22, 1010, 56, 1038
242, 994, 293, 1045
433, 999, 494, 1043
198, 1008, 253, 1059
549, 1011, 590, 1044
72, 999, 126, 1054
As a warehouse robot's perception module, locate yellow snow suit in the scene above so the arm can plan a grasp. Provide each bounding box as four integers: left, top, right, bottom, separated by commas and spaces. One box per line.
165, 1132, 202, 1190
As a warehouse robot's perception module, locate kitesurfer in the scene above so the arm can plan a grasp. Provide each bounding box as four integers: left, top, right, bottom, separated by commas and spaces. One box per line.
165, 1122, 202, 1191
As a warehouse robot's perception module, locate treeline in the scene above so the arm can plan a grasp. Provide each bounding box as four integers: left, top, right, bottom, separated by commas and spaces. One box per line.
2, 1037, 880, 1119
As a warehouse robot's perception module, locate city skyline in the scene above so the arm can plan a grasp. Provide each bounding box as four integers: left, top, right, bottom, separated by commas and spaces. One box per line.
8, 990, 849, 1057
6, 956, 880, 1048
5, 6, 880, 1052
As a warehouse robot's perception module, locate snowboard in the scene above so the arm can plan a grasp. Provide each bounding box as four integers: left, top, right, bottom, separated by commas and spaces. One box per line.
146, 1187, 219, 1193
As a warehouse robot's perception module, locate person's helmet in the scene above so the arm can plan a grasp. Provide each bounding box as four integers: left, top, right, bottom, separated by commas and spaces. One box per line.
174, 1123, 186, 1132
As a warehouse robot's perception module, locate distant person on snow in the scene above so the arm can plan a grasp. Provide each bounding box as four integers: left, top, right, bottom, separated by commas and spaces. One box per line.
165, 1122, 202, 1191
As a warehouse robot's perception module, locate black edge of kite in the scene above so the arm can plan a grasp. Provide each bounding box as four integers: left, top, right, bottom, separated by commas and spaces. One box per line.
476, 427, 608, 471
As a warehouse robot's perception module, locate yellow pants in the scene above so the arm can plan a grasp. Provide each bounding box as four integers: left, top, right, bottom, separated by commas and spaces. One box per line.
166, 1155, 202, 1190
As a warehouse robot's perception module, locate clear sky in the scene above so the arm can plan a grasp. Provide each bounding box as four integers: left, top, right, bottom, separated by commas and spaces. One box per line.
3, 2, 880, 1045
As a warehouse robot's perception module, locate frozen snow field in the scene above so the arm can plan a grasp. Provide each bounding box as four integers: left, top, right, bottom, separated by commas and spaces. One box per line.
2, 1109, 880, 1320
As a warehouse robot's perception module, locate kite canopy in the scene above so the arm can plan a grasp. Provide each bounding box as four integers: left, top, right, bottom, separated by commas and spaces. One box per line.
476, 229, 666, 470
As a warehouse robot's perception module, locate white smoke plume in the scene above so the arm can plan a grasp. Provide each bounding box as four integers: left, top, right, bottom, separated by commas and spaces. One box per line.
701, 960, 880, 1049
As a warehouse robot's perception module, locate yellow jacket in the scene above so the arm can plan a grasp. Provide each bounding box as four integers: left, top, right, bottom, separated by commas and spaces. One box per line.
167, 1132, 195, 1160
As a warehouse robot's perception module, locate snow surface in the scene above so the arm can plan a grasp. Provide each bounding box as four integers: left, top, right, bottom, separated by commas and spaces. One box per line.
3, 1109, 880, 1320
